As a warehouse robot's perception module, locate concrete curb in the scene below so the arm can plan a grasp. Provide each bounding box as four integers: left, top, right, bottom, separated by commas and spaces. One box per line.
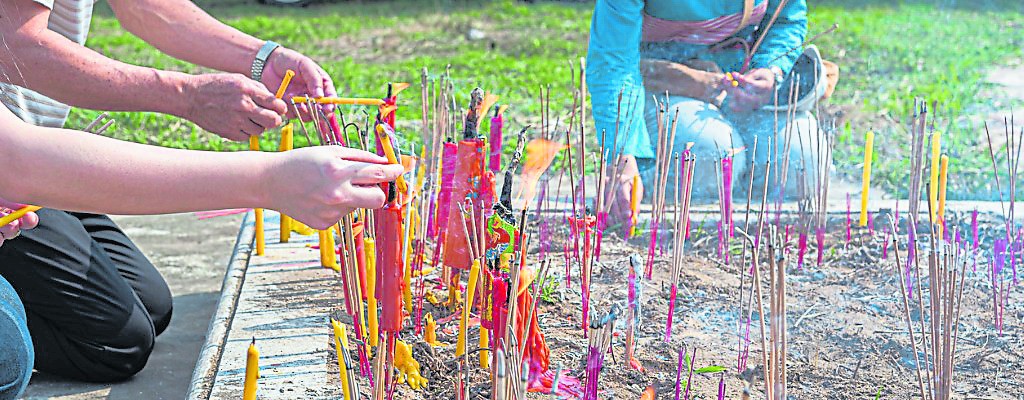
186, 211, 254, 400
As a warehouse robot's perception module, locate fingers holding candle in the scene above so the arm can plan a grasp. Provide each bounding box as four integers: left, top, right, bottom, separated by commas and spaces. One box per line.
262, 147, 404, 230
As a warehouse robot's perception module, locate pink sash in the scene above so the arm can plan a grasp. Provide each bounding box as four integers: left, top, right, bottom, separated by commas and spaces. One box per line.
641, 1, 767, 45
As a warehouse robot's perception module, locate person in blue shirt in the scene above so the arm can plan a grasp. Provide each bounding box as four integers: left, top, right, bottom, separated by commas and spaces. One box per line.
586, 0, 827, 223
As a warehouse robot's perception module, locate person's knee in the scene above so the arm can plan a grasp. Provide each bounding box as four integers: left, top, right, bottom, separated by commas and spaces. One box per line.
91, 303, 156, 382
45, 302, 156, 383
643, 95, 742, 202
0, 301, 33, 399
147, 286, 173, 336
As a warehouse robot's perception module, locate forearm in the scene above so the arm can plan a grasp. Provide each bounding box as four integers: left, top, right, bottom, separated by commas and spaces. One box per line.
0, 120, 271, 215
639, 59, 723, 103
110, 0, 262, 75
0, 29, 191, 117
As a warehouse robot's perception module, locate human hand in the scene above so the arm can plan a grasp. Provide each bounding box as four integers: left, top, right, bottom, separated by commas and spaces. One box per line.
264, 146, 404, 230
605, 155, 644, 227
723, 68, 777, 113
184, 73, 288, 141
261, 46, 338, 122
0, 198, 39, 247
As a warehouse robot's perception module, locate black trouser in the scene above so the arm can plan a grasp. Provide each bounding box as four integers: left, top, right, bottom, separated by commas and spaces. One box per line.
0, 209, 172, 382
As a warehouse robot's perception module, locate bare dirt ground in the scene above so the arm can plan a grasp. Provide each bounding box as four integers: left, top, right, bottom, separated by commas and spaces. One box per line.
371, 209, 1023, 400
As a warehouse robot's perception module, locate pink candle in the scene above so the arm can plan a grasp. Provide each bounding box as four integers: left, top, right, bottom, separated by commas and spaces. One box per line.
489, 109, 504, 174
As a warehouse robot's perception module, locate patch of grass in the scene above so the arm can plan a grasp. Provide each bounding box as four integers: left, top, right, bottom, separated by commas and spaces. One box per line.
812, 0, 1024, 199
72, 0, 1024, 198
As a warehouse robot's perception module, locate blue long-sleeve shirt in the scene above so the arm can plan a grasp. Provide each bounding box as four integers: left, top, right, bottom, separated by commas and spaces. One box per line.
585, 0, 808, 159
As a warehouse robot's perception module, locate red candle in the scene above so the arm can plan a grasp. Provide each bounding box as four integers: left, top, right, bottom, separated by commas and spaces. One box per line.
375, 204, 405, 333
442, 139, 486, 270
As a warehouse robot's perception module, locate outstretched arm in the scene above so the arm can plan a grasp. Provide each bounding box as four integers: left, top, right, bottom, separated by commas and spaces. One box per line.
0, 1, 193, 120
0, 107, 403, 229
0, 0, 289, 140
108, 0, 337, 109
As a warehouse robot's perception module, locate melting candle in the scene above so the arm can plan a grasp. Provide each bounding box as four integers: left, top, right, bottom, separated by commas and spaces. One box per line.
375, 205, 405, 333
434, 142, 458, 240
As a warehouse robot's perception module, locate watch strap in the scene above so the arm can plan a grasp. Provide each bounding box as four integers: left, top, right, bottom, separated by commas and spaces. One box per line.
251, 41, 280, 82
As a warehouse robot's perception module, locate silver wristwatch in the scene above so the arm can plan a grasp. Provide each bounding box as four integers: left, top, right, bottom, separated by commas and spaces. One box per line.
250, 41, 280, 82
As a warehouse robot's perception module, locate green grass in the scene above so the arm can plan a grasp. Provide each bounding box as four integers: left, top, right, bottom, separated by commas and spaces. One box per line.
812, 0, 1024, 199
73, 0, 1024, 198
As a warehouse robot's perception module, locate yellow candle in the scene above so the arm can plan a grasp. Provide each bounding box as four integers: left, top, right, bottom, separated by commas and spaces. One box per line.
446, 270, 460, 311
859, 131, 874, 226
364, 238, 379, 347
331, 319, 352, 400
456, 260, 481, 357
318, 230, 329, 268
243, 338, 259, 400
275, 70, 296, 99
394, 339, 428, 390
938, 154, 949, 226
928, 132, 941, 224
289, 96, 385, 106
0, 205, 42, 228
479, 321, 489, 369
324, 228, 339, 271
423, 313, 441, 346
251, 132, 264, 256
290, 220, 315, 236
249, 70, 294, 256
374, 124, 408, 193
279, 123, 294, 243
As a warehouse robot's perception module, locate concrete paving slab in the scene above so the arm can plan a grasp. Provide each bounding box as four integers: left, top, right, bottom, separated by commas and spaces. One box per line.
193, 211, 344, 400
